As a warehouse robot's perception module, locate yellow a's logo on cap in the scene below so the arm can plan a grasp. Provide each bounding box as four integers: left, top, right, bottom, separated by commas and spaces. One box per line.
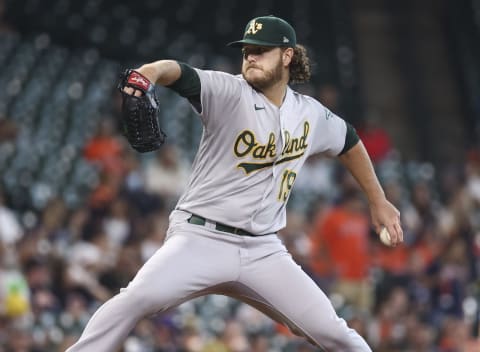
246, 20, 263, 35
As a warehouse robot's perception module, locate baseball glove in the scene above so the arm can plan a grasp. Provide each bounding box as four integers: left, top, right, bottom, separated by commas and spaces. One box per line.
117, 69, 166, 153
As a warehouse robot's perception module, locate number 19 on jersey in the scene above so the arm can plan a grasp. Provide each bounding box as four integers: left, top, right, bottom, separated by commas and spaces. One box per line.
278, 169, 297, 202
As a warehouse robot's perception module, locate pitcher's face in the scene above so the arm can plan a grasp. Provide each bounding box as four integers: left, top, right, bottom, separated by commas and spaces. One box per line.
241, 46, 285, 91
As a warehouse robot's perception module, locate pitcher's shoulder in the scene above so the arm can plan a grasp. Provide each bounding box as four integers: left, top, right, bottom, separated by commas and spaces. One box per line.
291, 89, 325, 109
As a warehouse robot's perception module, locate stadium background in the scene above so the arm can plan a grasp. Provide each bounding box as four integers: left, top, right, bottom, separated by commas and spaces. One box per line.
0, 0, 480, 351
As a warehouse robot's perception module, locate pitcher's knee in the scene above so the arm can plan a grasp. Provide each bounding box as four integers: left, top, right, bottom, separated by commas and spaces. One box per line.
116, 287, 160, 316
312, 321, 345, 346
306, 316, 368, 351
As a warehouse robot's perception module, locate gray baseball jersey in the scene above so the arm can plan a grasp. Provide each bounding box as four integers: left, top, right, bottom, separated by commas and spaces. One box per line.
177, 69, 347, 235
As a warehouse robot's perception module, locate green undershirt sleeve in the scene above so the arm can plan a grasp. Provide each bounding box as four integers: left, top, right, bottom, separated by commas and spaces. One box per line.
339, 122, 360, 155
165, 62, 201, 98
165, 62, 202, 112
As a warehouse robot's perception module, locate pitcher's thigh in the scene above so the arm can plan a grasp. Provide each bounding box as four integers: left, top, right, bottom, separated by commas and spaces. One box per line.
239, 253, 371, 351
124, 230, 240, 313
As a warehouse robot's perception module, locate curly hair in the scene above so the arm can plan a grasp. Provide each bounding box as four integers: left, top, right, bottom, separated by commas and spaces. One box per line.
288, 44, 311, 84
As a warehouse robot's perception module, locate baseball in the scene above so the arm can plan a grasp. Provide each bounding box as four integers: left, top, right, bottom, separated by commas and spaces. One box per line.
380, 227, 393, 246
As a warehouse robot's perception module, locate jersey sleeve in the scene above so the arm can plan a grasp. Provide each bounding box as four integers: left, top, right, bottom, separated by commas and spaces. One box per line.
193, 69, 243, 128
309, 104, 348, 157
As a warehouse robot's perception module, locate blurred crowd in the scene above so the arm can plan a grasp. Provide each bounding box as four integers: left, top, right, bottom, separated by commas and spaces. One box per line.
1, 97, 480, 352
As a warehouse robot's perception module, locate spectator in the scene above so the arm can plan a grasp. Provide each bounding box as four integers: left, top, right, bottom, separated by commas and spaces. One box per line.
88, 171, 123, 209
59, 291, 91, 337
0, 265, 30, 319
84, 118, 125, 176
357, 110, 393, 164
367, 286, 410, 350
0, 188, 23, 246
24, 257, 58, 315
220, 320, 250, 352
0, 118, 18, 143
438, 317, 479, 352
65, 227, 114, 303
143, 144, 191, 208
430, 237, 470, 319
405, 318, 436, 352
102, 197, 131, 248
3, 326, 35, 352
309, 189, 372, 312
249, 333, 270, 352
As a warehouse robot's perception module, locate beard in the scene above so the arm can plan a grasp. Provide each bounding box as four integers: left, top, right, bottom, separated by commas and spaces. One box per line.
242, 56, 284, 91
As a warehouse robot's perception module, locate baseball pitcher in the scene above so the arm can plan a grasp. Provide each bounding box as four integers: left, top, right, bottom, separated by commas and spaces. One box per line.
66, 15, 403, 352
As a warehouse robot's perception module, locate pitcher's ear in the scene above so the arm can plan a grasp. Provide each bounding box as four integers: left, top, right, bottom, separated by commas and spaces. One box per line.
283, 47, 294, 66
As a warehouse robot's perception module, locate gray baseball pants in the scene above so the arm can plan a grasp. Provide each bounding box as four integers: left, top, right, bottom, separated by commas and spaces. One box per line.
65, 210, 371, 352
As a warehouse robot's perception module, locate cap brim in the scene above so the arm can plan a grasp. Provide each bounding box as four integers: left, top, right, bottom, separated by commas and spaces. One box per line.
227, 39, 283, 48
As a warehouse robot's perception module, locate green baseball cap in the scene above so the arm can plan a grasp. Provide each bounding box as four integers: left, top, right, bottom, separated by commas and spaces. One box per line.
227, 15, 296, 48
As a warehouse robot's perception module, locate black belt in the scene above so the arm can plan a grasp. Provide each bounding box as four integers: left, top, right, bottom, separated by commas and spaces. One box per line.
188, 214, 257, 237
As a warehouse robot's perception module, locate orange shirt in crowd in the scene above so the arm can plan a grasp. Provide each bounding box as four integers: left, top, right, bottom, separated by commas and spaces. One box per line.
373, 238, 437, 276
84, 136, 124, 175
310, 206, 370, 280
